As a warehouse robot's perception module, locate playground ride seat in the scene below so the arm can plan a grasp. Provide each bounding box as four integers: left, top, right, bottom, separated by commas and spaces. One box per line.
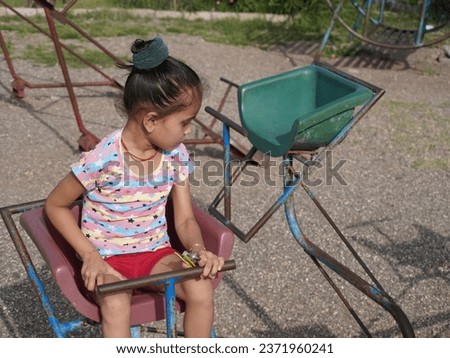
1, 198, 234, 337
204, 60, 415, 337
237, 63, 373, 156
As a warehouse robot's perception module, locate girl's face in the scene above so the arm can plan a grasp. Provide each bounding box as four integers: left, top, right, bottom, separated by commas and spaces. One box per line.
149, 94, 201, 152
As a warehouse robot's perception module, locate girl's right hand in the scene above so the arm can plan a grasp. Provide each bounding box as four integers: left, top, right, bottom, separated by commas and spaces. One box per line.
81, 253, 125, 291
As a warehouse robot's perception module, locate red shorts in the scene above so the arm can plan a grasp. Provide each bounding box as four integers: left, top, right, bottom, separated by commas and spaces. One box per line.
104, 247, 176, 279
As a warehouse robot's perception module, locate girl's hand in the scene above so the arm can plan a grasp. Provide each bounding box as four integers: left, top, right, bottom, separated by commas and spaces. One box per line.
196, 250, 225, 279
81, 253, 125, 291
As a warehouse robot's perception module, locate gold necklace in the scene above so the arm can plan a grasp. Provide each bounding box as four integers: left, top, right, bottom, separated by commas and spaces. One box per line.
121, 138, 158, 162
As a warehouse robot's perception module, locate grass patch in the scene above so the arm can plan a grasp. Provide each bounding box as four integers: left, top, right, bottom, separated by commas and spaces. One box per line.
2, 8, 332, 66
22, 43, 57, 66
2, 4, 448, 65
22, 42, 127, 68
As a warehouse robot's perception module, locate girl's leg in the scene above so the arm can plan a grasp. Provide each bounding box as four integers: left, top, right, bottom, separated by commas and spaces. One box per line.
150, 254, 215, 338
96, 274, 133, 338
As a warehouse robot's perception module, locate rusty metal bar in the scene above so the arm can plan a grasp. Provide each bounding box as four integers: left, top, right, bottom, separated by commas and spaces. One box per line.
300, 181, 387, 294
97, 260, 236, 295
186, 76, 249, 156
0, 30, 18, 78
205, 77, 239, 136
61, 0, 77, 15
309, 253, 372, 337
43, 3, 124, 64
0, 1, 122, 86
204, 106, 248, 137
283, 164, 415, 337
209, 146, 258, 209
42, 5, 99, 150
0, 0, 128, 150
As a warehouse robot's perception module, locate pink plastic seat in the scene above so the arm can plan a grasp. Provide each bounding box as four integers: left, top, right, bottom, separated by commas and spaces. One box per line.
19, 199, 234, 329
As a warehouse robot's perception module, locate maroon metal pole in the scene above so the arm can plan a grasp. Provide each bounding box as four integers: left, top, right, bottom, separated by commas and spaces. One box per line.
43, 6, 99, 150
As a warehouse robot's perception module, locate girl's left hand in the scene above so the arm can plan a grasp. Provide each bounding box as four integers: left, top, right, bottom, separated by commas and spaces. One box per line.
196, 250, 225, 279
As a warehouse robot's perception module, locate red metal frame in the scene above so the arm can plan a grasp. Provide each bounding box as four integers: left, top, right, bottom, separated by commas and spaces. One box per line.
0, 0, 125, 150
0, 0, 251, 154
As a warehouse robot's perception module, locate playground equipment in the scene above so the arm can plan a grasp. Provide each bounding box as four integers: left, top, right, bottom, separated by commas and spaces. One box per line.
0, 0, 125, 151
0, 199, 235, 337
316, 0, 450, 58
0, 0, 250, 156
1, 2, 417, 338
0, 0, 252, 158
204, 60, 415, 337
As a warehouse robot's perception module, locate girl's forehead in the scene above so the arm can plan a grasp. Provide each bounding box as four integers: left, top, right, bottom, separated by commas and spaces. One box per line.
183, 90, 202, 110
181, 87, 202, 104
183, 100, 202, 117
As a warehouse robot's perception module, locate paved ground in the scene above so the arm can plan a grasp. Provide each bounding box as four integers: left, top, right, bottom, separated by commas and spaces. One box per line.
0, 23, 449, 338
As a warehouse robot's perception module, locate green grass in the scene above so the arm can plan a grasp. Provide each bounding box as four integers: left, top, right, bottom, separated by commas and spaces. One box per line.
1, 7, 333, 66
1, 3, 448, 65
22, 43, 126, 68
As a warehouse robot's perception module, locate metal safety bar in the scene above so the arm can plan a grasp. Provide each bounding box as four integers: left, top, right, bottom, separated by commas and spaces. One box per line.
97, 260, 236, 338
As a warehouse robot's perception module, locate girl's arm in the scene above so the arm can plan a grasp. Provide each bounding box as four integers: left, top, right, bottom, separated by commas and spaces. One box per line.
45, 172, 96, 259
171, 180, 224, 278
45, 172, 123, 290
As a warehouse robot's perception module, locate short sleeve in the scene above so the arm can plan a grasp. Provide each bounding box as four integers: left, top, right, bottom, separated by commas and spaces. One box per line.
71, 149, 103, 192
172, 143, 194, 184
70, 130, 122, 192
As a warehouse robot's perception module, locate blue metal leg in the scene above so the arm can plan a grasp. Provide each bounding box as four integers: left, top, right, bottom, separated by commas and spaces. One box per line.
165, 278, 178, 338
131, 325, 141, 338
282, 156, 415, 337
316, 0, 345, 59
416, 0, 432, 45
223, 121, 232, 219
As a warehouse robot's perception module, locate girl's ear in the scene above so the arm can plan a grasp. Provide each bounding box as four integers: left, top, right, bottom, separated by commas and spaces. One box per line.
142, 112, 158, 133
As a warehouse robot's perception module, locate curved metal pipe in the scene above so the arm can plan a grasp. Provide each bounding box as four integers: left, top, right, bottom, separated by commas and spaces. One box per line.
283, 161, 415, 337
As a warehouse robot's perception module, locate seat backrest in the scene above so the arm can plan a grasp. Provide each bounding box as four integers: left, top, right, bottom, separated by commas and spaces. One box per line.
237, 65, 374, 156
19, 199, 234, 322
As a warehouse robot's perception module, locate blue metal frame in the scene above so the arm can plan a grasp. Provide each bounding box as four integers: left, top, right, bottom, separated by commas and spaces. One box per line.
316, 0, 449, 59
282, 157, 414, 337
26, 261, 86, 337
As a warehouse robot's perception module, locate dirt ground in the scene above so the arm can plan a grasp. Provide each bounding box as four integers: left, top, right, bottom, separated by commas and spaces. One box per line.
0, 22, 449, 339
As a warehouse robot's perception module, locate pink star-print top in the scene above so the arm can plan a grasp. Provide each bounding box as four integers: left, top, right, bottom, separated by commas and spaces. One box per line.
71, 129, 194, 257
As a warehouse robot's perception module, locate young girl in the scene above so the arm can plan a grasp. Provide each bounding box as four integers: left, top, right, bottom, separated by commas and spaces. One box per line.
45, 36, 224, 338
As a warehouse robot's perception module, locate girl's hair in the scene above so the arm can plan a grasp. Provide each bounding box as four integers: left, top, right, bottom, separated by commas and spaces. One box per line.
116, 38, 203, 119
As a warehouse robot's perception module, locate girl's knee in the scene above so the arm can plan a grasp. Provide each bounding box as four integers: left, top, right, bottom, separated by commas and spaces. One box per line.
180, 279, 214, 305
99, 292, 131, 315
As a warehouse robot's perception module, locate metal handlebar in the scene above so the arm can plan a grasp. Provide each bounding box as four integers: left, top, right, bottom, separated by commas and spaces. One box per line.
204, 106, 248, 137
97, 259, 236, 295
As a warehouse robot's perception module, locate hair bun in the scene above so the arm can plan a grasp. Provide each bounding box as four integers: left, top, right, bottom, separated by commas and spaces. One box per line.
132, 36, 169, 70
